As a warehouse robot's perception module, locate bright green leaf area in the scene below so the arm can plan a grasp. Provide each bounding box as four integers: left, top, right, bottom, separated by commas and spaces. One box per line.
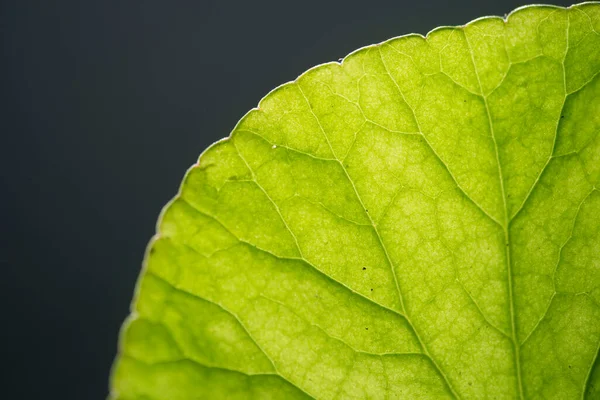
111, 3, 600, 399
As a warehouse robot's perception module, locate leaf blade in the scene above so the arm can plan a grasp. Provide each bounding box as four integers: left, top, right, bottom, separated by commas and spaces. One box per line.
111, 3, 600, 399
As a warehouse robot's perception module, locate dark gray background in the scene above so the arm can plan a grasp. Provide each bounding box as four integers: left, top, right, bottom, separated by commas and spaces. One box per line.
1, 0, 573, 398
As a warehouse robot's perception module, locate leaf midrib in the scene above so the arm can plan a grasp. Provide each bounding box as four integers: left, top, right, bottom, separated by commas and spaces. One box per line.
461, 29, 525, 400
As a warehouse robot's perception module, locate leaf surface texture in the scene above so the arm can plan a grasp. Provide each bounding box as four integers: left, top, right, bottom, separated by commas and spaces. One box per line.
111, 3, 600, 399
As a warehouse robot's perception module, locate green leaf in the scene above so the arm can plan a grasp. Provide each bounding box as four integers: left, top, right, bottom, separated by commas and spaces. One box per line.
111, 3, 600, 399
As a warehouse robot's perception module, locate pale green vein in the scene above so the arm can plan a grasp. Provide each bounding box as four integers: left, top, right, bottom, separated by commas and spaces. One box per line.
233, 130, 372, 227
510, 13, 569, 223
296, 80, 460, 399
292, 195, 372, 227
457, 279, 512, 339
260, 294, 423, 357
144, 270, 317, 400
463, 30, 524, 400
236, 129, 337, 162
175, 195, 413, 324
520, 187, 597, 346
568, 68, 600, 95
231, 139, 306, 258
122, 320, 276, 378
428, 192, 511, 338
380, 43, 504, 229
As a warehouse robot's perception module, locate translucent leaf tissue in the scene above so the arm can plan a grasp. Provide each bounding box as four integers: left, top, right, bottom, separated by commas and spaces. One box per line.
111, 3, 600, 399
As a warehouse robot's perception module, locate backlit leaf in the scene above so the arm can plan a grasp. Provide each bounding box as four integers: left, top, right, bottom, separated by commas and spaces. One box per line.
111, 3, 600, 399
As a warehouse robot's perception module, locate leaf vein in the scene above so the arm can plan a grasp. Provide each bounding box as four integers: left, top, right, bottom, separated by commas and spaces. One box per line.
175, 196, 413, 323
520, 187, 596, 346
463, 30, 524, 399
144, 271, 317, 399
296, 79, 460, 399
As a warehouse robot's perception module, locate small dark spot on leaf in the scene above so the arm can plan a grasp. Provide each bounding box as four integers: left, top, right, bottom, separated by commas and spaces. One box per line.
370, 288, 373, 291
366, 209, 369, 213
561, 115, 564, 118
362, 267, 367, 270
464, 99, 467, 102
365, 327, 368, 330
569, 365, 572, 369
468, 382, 472, 386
